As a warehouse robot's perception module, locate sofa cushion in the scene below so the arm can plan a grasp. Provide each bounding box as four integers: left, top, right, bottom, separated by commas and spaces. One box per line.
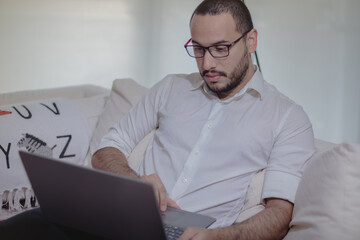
284, 142, 360, 240
0, 98, 91, 220
89, 78, 152, 169
71, 94, 109, 135
235, 169, 265, 223
71, 94, 109, 167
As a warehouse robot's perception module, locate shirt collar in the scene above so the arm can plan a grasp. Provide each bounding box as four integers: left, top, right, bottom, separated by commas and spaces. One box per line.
242, 66, 265, 100
191, 66, 266, 102
190, 74, 204, 90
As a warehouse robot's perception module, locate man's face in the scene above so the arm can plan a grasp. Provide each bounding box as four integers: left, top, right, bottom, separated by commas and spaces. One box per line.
190, 13, 254, 99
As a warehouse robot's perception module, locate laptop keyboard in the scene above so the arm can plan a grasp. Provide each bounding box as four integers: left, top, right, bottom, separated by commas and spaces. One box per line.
164, 223, 185, 240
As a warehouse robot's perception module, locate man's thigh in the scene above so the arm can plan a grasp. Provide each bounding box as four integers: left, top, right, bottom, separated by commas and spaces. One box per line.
0, 208, 104, 239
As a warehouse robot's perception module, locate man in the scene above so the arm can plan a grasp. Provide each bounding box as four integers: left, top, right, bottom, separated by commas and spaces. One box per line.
92, 0, 314, 239
0, 0, 314, 239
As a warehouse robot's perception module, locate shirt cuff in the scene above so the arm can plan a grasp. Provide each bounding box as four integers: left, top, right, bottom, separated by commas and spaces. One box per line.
262, 170, 301, 203
97, 137, 131, 159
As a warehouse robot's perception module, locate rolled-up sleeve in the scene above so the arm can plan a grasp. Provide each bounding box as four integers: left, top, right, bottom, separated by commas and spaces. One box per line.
262, 105, 315, 203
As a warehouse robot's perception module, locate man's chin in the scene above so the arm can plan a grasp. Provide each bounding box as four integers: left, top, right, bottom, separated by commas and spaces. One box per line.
206, 82, 227, 94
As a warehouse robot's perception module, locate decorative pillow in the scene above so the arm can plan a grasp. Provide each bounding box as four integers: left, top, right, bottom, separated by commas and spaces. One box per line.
284, 142, 360, 240
0, 98, 91, 220
89, 78, 152, 169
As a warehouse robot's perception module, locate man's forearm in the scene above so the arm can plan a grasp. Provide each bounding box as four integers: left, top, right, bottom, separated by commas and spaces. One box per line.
180, 198, 292, 240
91, 147, 138, 178
220, 199, 292, 240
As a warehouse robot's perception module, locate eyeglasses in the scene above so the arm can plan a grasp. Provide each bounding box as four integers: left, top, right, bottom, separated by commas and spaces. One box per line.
184, 29, 252, 58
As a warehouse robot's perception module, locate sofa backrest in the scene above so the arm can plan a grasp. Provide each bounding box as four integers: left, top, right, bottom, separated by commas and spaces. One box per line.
0, 84, 109, 105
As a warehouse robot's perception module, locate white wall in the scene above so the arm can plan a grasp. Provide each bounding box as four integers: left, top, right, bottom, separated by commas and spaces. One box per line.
0, 0, 359, 143
0, 0, 201, 90
246, 0, 360, 143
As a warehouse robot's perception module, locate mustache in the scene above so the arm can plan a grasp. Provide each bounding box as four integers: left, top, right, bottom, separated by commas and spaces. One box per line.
201, 70, 227, 78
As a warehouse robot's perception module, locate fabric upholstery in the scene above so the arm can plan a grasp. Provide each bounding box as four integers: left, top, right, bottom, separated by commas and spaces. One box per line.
89, 78, 151, 169
284, 142, 360, 240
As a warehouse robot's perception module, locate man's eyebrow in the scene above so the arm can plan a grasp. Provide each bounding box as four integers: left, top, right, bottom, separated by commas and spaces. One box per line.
191, 39, 230, 46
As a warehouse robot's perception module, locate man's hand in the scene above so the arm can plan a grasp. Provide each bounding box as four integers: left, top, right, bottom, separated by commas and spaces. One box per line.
141, 173, 180, 211
92, 148, 180, 211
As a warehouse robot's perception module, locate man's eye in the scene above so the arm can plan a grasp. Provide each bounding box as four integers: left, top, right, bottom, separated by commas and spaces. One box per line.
214, 46, 227, 52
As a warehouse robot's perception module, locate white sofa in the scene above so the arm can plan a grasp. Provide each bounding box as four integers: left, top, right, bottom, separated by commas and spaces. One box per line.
1, 79, 359, 239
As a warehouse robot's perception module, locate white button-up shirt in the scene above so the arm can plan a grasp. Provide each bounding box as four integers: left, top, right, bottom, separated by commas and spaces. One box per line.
98, 69, 315, 228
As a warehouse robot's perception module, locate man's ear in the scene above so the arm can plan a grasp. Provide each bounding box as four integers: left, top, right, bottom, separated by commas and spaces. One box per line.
246, 28, 258, 54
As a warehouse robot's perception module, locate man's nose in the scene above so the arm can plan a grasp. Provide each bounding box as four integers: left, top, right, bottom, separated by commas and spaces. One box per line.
202, 50, 216, 70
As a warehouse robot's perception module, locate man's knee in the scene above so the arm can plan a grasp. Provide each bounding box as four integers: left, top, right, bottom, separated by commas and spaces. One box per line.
0, 208, 68, 239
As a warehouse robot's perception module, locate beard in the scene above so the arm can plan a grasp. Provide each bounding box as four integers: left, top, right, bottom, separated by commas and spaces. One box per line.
201, 50, 250, 95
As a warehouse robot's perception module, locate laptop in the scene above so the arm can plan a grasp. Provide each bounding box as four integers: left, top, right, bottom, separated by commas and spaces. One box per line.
19, 151, 216, 240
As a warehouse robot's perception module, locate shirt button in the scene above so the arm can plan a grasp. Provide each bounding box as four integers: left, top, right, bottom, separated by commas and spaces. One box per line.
182, 178, 188, 184
207, 124, 213, 129
194, 151, 199, 155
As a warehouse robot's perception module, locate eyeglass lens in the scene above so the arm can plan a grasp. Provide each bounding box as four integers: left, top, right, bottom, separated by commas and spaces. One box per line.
186, 45, 229, 58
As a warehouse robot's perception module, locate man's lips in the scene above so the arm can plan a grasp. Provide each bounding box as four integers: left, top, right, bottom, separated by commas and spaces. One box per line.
202, 70, 227, 83
205, 74, 221, 82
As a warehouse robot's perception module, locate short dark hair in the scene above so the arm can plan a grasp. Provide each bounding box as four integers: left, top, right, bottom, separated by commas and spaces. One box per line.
191, 0, 253, 34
